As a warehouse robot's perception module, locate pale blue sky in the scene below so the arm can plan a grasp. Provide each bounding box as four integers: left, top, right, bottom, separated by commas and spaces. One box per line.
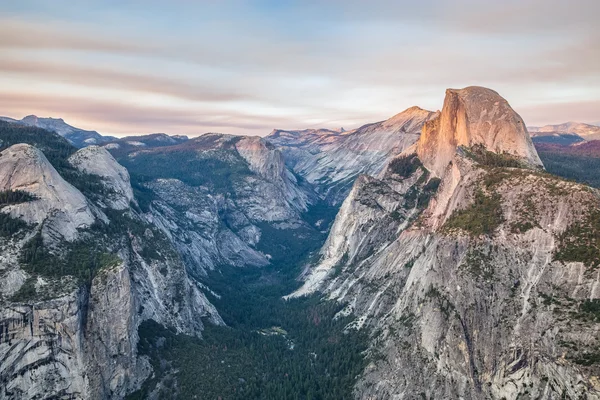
0, 0, 598, 136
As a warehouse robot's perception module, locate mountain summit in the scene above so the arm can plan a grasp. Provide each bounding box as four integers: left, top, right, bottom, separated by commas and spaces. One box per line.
415, 86, 543, 177
290, 86, 600, 398
268, 106, 437, 204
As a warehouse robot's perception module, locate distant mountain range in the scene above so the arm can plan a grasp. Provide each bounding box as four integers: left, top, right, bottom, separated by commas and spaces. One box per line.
529, 121, 600, 142
0, 115, 117, 148
2, 90, 600, 399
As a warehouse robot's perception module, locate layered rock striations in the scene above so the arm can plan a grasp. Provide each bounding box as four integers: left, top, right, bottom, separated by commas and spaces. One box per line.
0, 144, 96, 242
0, 136, 222, 399
415, 86, 542, 177
268, 106, 437, 204
292, 86, 600, 399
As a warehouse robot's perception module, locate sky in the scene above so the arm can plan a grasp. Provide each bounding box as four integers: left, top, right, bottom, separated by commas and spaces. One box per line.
0, 0, 598, 137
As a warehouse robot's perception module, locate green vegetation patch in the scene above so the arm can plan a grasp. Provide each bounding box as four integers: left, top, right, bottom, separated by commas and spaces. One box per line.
129, 298, 368, 400
254, 221, 326, 265
569, 352, 600, 366
388, 154, 423, 177
510, 195, 540, 234
0, 190, 38, 237
424, 286, 456, 319
17, 209, 173, 290
415, 177, 441, 209
462, 247, 495, 280
0, 121, 76, 171
119, 149, 252, 193
462, 144, 526, 169
444, 189, 505, 237
577, 299, 600, 323
554, 209, 600, 269
0, 212, 30, 237
538, 151, 600, 189
0, 190, 37, 207
129, 217, 367, 400
9, 277, 37, 302
20, 232, 122, 284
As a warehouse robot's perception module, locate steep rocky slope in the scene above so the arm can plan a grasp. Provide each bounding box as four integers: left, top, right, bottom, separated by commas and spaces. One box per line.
105, 133, 322, 276
292, 86, 600, 399
415, 87, 542, 177
0, 144, 96, 242
267, 107, 437, 204
68, 146, 135, 210
0, 125, 221, 399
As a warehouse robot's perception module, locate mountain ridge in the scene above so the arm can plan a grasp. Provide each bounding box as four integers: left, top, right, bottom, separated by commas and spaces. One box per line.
267, 106, 438, 204
290, 86, 600, 398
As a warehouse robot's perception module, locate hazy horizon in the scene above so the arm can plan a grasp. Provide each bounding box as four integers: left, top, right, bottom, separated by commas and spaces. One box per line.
1, 0, 598, 137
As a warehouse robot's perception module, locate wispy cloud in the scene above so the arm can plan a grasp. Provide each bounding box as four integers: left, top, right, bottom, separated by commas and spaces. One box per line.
0, 0, 598, 135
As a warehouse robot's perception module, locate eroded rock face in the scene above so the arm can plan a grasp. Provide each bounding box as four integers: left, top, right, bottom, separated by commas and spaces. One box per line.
109, 132, 320, 276
0, 294, 88, 399
235, 136, 312, 215
268, 106, 437, 204
0, 140, 222, 399
294, 87, 600, 399
69, 146, 135, 210
416, 87, 543, 177
0, 144, 95, 241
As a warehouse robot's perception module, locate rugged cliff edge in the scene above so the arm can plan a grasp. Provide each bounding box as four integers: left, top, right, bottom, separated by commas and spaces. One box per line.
106, 132, 322, 276
415, 87, 543, 177
268, 106, 438, 204
292, 87, 600, 399
0, 128, 222, 400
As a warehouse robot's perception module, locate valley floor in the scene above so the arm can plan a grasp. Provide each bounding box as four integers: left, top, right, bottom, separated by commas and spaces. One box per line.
127, 218, 369, 400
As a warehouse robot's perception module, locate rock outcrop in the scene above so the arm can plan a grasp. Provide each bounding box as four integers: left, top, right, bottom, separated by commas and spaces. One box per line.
292, 87, 600, 399
69, 146, 135, 210
415, 86, 543, 177
106, 132, 321, 276
268, 106, 437, 204
0, 144, 95, 241
0, 133, 222, 399
235, 136, 312, 214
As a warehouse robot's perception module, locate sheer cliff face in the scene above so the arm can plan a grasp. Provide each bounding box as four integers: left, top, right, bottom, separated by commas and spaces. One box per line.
268, 107, 438, 204
0, 141, 221, 400
294, 87, 600, 399
416, 87, 543, 177
109, 133, 319, 276
68, 146, 135, 210
0, 144, 96, 242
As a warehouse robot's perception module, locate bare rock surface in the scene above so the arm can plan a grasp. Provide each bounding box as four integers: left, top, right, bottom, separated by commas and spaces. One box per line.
0, 140, 222, 399
415, 86, 543, 177
293, 87, 600, 399
268, 106, 437, 204
0, 144, 95, 241
69, 146, 135, 210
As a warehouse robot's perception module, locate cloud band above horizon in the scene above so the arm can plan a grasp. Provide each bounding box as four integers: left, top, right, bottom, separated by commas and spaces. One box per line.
1, 0, 598, 137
